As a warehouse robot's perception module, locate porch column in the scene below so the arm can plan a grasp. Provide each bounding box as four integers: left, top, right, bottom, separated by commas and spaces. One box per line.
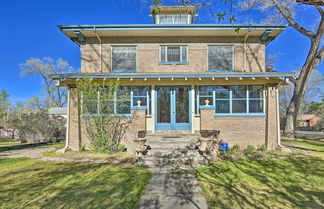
68, 88, 81, 151
151, 85, 155, 134
200, 105, 216, 131
191, 85, 195, 134
131, 106, 147, 131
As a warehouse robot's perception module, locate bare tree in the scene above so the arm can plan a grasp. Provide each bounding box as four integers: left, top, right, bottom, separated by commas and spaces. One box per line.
20, 57, 75, 107
239, 0, 324, 137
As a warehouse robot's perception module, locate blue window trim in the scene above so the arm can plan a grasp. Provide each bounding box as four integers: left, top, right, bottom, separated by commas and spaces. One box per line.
81, 85, 150, 117
80, 114, 132, 118
196, 84, 265, 115
159, 62, 189, 65
214, 114, 266, 117
130, 106, 147, 110
199, 105, 215, 110
112, 69, 136, 73
208, 69, 235, 73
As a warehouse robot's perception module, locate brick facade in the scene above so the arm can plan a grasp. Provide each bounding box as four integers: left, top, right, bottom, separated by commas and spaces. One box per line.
80, 36, 265, 73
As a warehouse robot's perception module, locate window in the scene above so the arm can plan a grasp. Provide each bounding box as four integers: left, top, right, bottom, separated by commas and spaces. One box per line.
198, 86, 214, 106
116, 86, 131, 114
215, 86, 230, 114
158, 14, 190, 24
112, 46, 136, 72
249, 85, 264, 113
232, 85, 247, 113
82, 86, 151, 116
208, 46, 233, 72
160, 46, 187, 64
195, 85, 264, 115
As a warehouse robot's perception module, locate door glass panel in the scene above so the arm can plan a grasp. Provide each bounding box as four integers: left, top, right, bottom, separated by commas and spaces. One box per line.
176, 87, 190, 123
157, 87, 171, 123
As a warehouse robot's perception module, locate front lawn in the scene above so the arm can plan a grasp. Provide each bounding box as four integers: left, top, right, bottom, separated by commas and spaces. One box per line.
0, 157, 151, 209
197, 156, 324, 209
282, 138, 324, 158
0, 139, 20, 148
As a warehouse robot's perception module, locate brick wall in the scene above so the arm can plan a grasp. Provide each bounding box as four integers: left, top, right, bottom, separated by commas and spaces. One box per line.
80, 36, 265, 73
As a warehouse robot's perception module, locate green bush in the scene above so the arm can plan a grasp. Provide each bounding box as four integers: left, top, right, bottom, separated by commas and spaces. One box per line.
231, 144, 240, 152
245, 145, 255, 154
258, 144, 267, 152
118, 144, 126, 151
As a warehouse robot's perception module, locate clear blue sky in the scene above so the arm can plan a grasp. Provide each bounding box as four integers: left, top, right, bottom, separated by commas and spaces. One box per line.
0, 0, 322, 103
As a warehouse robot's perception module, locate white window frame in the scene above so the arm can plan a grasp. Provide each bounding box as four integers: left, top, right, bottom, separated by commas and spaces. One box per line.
160, 46, 188, 64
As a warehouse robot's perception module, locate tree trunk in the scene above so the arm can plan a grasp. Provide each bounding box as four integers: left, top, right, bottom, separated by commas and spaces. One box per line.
284, 36, 324, 137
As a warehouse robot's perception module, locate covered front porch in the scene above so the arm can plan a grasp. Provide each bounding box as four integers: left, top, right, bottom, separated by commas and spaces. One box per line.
50, 72, 295, 152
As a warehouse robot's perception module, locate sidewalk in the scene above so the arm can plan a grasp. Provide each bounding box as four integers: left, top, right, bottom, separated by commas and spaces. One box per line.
138, 167, 208, 209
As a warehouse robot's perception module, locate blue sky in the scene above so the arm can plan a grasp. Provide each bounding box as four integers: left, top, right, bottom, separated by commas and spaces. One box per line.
0, 0, 322, 103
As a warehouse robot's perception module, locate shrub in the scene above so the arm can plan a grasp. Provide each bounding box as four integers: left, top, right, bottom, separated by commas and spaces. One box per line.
245, 145, 255, 154
258, 144, 267, 152
231, 144, 240, 152
118, 144, 126, 152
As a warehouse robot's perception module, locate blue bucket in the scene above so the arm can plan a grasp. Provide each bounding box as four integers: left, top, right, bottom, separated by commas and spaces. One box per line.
220, 142, 229, 151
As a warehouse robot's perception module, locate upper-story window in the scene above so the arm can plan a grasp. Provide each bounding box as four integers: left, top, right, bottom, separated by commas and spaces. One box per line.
160, 46, 187, 64
111, 46, 136, 72
157, 14, 191, 24
208, 46, 233, 72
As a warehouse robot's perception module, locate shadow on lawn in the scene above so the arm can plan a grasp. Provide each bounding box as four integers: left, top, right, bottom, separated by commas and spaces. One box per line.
196, 157, 324, 209
0, 158, 151, 209
0, 142, 51, 152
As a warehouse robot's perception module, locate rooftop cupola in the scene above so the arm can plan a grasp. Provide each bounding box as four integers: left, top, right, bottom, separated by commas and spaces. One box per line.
151, 6, 196, 24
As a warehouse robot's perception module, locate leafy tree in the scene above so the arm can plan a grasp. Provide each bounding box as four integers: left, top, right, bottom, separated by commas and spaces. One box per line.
76, 79, 132, 152
20, 57, 75, 107
0, 89, 11, 127
238, 1, 324, 137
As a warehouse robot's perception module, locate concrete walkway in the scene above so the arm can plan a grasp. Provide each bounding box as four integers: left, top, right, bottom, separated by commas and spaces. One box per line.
138, 168, 208, 209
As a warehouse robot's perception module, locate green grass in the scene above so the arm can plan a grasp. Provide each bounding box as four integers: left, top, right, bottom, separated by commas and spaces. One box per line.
0, 157, 151, 209
0, 140, 65, 152
196, 156, 324, 209
0, 139, 21, 148
282, 138, 324, 158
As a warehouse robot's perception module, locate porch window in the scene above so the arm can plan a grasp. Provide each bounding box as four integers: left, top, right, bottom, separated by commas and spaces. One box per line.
215, 85, 230, 113
81, 86, 150, 116
232, 85, 247, 113
248, 85, 264, 113
160, 46, 187, 64
208, 46, 233, 72
197, 86, 214, 106
195, 85, 265, 115
111, 46, 136, 72
116, 86, 131, 114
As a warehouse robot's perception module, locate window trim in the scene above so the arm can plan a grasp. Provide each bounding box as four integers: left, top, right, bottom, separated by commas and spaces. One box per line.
111, 45, 137, 73
159, 45, 188, 64
156, 14, 191, 24
207, 45, 235, 72
81, 85, 151, 117
195, 84, 265, 116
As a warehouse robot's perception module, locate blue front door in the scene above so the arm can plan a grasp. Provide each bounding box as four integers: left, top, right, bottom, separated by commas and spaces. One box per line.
155, 86, 191, 130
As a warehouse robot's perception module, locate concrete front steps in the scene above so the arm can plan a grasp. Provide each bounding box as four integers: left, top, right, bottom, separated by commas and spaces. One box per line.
135, 134, 211, 169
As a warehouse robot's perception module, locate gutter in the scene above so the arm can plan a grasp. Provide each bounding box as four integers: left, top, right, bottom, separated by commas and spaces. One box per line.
57, 24, 288, 31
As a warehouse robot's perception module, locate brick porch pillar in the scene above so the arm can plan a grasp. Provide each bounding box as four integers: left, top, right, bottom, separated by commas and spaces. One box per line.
200, 105, 215, 131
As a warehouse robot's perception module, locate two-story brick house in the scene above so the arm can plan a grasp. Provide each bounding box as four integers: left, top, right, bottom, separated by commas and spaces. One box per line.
51, 6, 295, 153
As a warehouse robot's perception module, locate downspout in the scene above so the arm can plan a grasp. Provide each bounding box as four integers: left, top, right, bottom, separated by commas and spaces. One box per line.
94, 26, 103, 73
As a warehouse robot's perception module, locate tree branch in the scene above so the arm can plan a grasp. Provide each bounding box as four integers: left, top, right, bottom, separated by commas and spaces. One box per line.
315, 5, 324, 17
272, 0, 315, 39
